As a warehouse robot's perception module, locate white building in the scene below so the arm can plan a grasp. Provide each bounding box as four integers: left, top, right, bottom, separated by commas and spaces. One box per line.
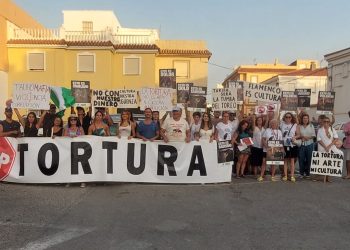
324, 47, 350, 121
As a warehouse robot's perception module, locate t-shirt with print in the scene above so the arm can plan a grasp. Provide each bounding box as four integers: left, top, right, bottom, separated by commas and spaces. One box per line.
280, 121, 297, 146
162, 118, 189, 142
262, 128, 283, 152
216, 122, 234, 141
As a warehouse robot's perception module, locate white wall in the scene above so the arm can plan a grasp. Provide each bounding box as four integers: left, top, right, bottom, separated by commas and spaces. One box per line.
0, 71, 8, 120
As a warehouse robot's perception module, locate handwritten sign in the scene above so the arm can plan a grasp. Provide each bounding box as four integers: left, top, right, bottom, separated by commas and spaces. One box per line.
140, 87, 173, 111
12, 83, 50, 110
212, 88, 237, 111
92, 89, 138, 108
244, 82, 281, 103
310, 151, 343, 177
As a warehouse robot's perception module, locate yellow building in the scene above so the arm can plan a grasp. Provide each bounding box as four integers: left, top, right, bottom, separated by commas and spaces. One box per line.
3, 6, 211, 117
222, 59, 319, 113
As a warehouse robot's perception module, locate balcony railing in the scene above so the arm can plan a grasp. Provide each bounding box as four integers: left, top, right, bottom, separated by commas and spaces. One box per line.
9, 28, 158, 45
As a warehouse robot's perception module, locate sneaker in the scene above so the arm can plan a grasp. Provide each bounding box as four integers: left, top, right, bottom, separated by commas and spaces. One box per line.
291, 176, 296, 182
282, 176, 288, 181
80, 183, 86, 188
271, 176, 277, 182
257, 176, 264, 182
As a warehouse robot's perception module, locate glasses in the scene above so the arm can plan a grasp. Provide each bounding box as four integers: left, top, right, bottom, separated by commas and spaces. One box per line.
71, 118, 77, 121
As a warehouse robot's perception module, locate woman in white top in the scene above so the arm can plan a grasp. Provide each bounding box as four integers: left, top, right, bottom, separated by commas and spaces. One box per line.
295, 113, 316, 178
118, 110, 136, 139
189, 112, 202, 141
251, 115, 266, 177
199, 112, 214, 142
258, 119, 283, 182
280, 112, 298, 182
215, 111, 234, 141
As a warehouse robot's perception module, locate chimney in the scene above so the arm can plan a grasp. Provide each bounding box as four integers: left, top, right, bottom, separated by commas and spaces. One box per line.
274, 58, 279, 65
310, 62, 317, 71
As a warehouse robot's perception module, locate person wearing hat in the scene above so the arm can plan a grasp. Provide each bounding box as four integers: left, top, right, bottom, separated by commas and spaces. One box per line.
161, 106, 190, 143
0, 107, 21, 138
42, 104, 58, 137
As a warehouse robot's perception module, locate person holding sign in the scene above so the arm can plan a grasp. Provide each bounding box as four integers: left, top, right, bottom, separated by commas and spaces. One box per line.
161, 106, 190, 143
118, 110, 136, 139
64, 114, 84, 137
317, 116, 342, 182
280, 112, 298, 182
13, 108, 46, 137
258, 119, 283, 182
88, 111, 110, 136
251, 116, 266, 177
232, 120, 253, 178
295, 113, 316, 179
0, 107, 21, 138
199, 112, 214, 142
136, 108, 159, 141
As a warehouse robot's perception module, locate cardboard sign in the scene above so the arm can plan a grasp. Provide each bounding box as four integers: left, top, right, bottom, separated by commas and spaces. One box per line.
228, 80, 244, 104
295, 89, 311, 108
217, 140, 234, 165
317, 91, 335, 114
310, 151, 343, 177
244, 82, 281, 103
140, 87, 173, 111
92, 89, 138, 108
71, 80, 90, 107
12, 83, 50, 110
281, 91, 298, 111
255, 105, 267, 115
188, 86, 207, 112
212, 88, 237, 111
159, 69, 176, 89
177, 83, 193, 104
266, 140, 285, 165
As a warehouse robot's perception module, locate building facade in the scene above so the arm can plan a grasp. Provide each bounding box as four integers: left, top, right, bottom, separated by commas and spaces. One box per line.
324, 47, 350, 121
3, 7, 211, 117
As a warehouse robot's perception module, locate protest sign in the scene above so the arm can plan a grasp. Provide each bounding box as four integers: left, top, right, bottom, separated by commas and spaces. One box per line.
1, 137, 232, 184
12, 83, 50, 110
71, 80, 90, 107
212, 88, 237, 111
217, 140, 234, 166
92, 89, 138, 108
188, 86, 207, 112
177, 83, 193, 103
281, 91, 298, 111
140, 87, 173, 111
295, 89, 311, 108
228, 80, 244, 104
255, 105, 267, 115
317, 91, 335, 114
266, 140, 285, 165
244, 82, 281, 103
310, 151, 343, 177
159, 69, 176, 89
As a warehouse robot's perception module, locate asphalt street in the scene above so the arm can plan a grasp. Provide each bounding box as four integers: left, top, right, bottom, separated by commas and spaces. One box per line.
1, 177, 350, 250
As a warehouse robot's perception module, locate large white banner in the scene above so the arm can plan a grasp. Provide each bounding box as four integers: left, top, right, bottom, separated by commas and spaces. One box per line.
0, 137, 231, 184
12, 83, 50, 110
140, 87, 173, 111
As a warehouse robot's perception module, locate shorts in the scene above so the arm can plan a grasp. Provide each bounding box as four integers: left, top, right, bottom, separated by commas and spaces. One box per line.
284, 146, 298, 159
251, 147, 264, 166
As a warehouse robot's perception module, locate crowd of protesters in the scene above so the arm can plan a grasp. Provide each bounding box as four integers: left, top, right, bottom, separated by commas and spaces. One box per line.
1, 102, 350, 185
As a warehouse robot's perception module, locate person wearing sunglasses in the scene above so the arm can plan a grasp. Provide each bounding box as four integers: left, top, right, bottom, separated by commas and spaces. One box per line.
280, 112, 298, 182
64, 114, 84, 137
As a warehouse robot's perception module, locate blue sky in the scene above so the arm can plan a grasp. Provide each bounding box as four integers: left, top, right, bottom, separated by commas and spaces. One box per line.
14, 0, 350, 89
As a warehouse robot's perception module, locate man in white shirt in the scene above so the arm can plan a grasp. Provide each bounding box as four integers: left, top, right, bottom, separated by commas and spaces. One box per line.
161, 106, 190, 143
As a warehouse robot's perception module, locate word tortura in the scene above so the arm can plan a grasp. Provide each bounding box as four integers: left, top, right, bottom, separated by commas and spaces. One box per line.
16, 141, 208, 177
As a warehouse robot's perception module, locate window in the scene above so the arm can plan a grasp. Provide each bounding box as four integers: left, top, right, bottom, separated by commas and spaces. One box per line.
123, 56, 141, 75
82, 21, 93, 33
250, 75, 258, 83
77, 53, 95, 72
27, 52, 45, 71
174, 60, 189, 78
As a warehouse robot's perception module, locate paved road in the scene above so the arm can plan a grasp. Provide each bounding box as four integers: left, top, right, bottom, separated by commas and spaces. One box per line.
1, 177, 350, 250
